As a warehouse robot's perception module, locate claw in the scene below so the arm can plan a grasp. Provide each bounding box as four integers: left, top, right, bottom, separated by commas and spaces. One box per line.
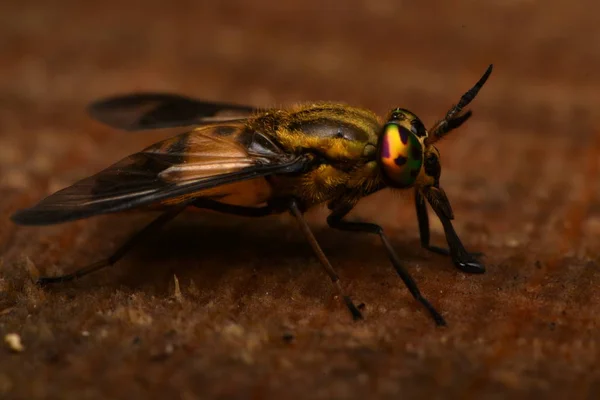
427, 246, 486, 273
455, 259, 485, 274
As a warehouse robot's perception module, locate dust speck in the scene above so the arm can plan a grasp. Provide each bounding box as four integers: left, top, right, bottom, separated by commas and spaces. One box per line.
4, 333, 24, 352
222, 322, 245, 339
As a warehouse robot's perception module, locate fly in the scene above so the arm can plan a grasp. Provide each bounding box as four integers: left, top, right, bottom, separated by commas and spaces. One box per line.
11, 65, 494, 326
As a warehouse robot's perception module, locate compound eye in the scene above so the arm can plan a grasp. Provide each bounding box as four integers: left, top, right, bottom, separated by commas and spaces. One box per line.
379, 123, 423, 187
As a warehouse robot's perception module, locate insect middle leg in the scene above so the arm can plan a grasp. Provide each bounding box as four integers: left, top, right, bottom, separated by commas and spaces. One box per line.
415, 190, 484, 274
327, 201, 446, 326
36, 204, 190, 285
194, 198, 363, 320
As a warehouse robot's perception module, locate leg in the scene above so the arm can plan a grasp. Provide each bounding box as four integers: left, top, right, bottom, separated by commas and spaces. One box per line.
192, 198, 277, 217
421, 187, 484, 274
415, 190, 452, 256
37, 204, 189, 285
288, 200, 363, 320
327, 202, 446, 327
198, 198, 362, 319
415, 190, 484, 258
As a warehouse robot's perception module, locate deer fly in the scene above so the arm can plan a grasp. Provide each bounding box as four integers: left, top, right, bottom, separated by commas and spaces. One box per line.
11, 64, 493, 326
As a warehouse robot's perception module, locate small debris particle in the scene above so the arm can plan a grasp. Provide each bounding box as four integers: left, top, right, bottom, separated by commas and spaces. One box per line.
282, 332, 295, 343
173, 274, 183, 303
4, 333, 24, 352
81, 331, 90, 337
222, 322, 245, 338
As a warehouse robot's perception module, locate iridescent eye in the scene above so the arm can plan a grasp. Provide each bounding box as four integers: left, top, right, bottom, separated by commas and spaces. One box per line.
379, 123, 423, 187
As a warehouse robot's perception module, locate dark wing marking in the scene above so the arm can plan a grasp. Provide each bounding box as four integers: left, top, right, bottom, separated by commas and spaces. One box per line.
88, 92, 259, 131
12, 124, 310, 225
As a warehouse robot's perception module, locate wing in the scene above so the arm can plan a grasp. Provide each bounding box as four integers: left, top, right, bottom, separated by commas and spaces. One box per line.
12, 123, 310, 225
87, 92, 259, 131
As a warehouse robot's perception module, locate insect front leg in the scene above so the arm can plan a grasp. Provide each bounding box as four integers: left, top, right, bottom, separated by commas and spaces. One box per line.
415, 190, 484, 261
288, 199, 363, 321
36, 204, 189, 285
420, 187, 485, 274
415, 189, 449, 255
327, 200, 446, 327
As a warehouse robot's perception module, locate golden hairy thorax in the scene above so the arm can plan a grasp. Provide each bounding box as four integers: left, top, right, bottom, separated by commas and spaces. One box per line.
250, 102, 386, 208
259, 102, 382, 159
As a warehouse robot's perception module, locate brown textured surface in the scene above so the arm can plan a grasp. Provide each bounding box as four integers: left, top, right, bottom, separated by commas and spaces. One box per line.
2, 1, 600, 399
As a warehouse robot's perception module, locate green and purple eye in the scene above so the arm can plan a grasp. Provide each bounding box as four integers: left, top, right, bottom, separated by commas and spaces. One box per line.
379, 123, 423, 187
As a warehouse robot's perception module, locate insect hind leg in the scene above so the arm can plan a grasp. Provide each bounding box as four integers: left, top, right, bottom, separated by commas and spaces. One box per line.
191, 198, 278, 217
37, 204, 188, 285
288, 200, 363, 321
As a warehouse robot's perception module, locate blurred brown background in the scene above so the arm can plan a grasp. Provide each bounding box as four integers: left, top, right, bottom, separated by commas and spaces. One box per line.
1, 0, 600, 399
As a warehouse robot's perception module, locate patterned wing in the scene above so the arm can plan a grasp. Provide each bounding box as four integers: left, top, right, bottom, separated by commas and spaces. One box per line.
87, 93, 259, 131
12, 123, 308, 225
